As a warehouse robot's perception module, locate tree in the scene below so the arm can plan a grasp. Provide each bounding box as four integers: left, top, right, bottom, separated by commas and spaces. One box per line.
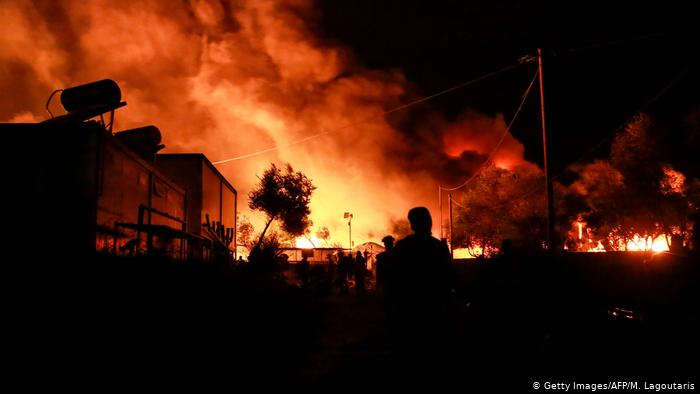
561, 160, 630, 250
561, 113, 697, 250
453, 164, 546, 256
236, 215, 256, 251
249, 163, 316, 252
315, 226, 331, 245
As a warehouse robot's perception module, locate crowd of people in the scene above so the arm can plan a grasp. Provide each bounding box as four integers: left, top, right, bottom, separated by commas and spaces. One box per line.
310, 207, 456, 358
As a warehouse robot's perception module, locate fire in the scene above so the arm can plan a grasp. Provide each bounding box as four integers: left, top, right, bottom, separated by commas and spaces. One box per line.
578, 221, 583, 240
570, 220, 671, 253
0, 1, 536, 249
295, 237, 315, 249
442, 111, 530, 171
587, 242, 607, 252
623, 234, 669, 253
574, 236, 670, 253
453, 246, 484, 259
294, 235, 331, 249
661, 165, 685, 195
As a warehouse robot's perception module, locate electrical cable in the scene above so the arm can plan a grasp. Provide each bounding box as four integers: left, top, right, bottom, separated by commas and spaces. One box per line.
212, 62, 525, 165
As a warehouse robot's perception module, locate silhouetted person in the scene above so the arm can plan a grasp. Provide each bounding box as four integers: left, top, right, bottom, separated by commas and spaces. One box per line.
297, 256, 310, 287
276, 253, 290, 279
354, 251, 367, 296
336, 252, 351, 294
375, 235, 395, 291
390, 207, 453, 358
326, 254, 336, 285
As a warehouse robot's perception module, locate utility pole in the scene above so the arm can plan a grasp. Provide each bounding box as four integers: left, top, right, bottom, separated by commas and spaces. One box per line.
344, 212, 353, 250
538, 48, 556, 250
449, 193, 454, 259
438, 186, 443, 240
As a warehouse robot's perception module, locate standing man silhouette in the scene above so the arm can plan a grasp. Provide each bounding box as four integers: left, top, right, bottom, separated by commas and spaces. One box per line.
390, 207, 453, 356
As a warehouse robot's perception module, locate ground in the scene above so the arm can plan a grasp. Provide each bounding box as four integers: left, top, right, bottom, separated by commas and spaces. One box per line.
7, 253, 699, 391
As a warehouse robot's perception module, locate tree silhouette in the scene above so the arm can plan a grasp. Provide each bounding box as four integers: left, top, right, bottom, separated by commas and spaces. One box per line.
249, 163, 316, 252
561, 113, 697, 250
315, 227, 331, 244
236, 215, 256, 252
453, 164, 546, 256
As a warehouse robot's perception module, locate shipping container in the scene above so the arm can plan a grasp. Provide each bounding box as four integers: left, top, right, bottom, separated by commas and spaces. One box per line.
4, 120, 189, 259
156, 154, 237, 261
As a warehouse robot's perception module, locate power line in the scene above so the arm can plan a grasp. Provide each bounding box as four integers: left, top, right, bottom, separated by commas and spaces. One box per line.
440, 69, 538, 192
459, 66, 693, 212
437, 68, 537, 239
212, 62, 525, 165
453, 66, 691, 212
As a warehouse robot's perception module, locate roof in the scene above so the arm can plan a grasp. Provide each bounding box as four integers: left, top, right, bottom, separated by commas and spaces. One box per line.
157, 153, 237, 194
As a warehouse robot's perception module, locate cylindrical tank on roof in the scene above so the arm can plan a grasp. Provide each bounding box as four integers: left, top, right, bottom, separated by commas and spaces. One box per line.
114, 125, 162, 149
60, 79, 121, 113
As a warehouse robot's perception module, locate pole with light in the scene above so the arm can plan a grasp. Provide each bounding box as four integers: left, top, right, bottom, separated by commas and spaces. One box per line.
344, 212, 353, 250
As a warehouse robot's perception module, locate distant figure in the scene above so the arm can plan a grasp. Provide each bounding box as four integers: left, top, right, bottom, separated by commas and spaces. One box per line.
237, 255, 245, 265
500, 238, 513, 256
326, 254, 336, 285
277, 254, 290, 279
390, 207, 453, 355
375, 235, 395, 291
297, 256, 310, 287
354, 251, 367, 296
336, 252, 351, 294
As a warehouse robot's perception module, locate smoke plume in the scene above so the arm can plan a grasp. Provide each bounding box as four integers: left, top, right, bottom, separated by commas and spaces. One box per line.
0, 0, 533, 244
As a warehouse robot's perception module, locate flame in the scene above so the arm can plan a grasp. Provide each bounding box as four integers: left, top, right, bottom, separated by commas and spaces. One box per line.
453, 246, 484, 259
579, 233, 670, 253
623, 234, 669, 253
577, 221, 583, 240
294, 235, 330, 249
587, 241, 606, 252
295, 237, 314, 249
661, 165, 685, 195
0, 0, 535, 247
570, 220, 671, 253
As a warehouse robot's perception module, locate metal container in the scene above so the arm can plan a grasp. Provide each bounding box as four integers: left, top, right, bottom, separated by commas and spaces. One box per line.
61, 79, 121, 113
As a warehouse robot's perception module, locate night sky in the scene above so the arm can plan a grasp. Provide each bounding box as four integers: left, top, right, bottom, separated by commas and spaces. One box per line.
319, 0, 699, 174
